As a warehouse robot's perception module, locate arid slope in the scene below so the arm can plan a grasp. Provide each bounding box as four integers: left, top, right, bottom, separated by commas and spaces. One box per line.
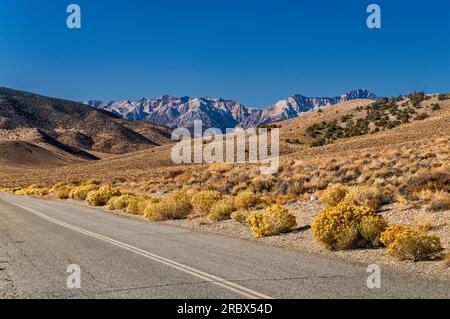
0, 88, 172, 169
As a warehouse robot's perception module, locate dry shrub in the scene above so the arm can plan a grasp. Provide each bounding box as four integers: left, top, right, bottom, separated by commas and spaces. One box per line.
231, 210, 249, 224
56, 186, 72, 199
235, 191, 260, 210
209, 198, 235, 221
13, 188, 26, 196
347, 185, 383, 211
144, 202, 170, 221
320, 183, 349, 207
231, 182, 249, 195
69, 184, 99, 200
427, 191, 450, 212
262, 194, 290, 206
287, 180, 305, 196
379, 225, 406, 246
380, 225, 443, 261
144, 190, 192, 221
165, 190, 192, 212
107, 194, 135, 210
247, 205, 297, 238
208, 163, 233, 173
445, 253, 450, 268
84, 179, 102, 186
15, 185, 49, 197
126, 195, 160, 215
404, 168, 450, 196
33, 187, 49, 197
86, 186, 121, 207
415, 213, 434, 231
51, 182, 69, 192
251, 177, 274, 193
311, 199, 388, 250
191, 190, 222, 215
0, 187, 20, 193
414, 189, 435, 202
359, 215, 389, 247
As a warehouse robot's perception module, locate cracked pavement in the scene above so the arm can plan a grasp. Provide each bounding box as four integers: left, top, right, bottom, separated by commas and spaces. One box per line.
1, 193, 450, 299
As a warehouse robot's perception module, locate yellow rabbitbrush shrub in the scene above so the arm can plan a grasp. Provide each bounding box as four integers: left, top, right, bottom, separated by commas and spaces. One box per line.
144, 202, 170, 221
144, 190, 192, 221
235, 191, 260, 210
50, 182, 69, 192
311, 199, 388, 250
320, 183, 349, 207
358, 215, 389, 247
380, 225, 443, 261
379, 225, 407, 246
126, 195, 160, 215
247, 205, 297, 238
209, 198, 235, 221
15, 185, 49, 197
86, 186, 121, 207
106, 195, 135, 210
56, 186, 73, 199
230, 210, 249, 224
69, 184, 99, 200
191, 191, 222, 215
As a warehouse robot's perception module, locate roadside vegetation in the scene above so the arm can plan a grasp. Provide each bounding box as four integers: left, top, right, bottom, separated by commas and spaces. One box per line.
2, 151, 448, 264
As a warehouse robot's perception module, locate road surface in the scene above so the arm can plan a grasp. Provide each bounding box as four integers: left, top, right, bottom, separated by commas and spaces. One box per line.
0, 193, 449, 299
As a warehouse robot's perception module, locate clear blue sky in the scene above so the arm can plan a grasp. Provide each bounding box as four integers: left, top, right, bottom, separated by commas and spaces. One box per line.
1, 0, 449, 107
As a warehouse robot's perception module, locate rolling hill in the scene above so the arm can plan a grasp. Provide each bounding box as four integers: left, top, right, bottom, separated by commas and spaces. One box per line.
0, 87, 172, 168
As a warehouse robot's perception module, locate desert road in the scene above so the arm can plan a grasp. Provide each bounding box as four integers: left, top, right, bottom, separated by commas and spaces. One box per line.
0, 193, 449, 299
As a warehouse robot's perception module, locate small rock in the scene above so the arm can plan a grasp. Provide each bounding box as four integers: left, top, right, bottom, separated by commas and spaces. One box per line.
310, 195, 318, 201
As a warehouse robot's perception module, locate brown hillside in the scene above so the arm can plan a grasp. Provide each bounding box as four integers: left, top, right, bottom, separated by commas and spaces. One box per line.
0, 87, 172, 167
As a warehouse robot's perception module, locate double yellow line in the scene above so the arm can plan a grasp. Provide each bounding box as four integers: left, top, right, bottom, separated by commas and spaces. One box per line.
6, 196, 272, 299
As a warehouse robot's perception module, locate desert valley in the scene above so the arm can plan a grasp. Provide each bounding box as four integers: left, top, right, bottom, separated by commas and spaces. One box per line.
0, 86, 449, 285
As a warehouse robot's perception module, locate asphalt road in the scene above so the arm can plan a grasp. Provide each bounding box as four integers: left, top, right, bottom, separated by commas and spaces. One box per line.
0, 193, 449, 299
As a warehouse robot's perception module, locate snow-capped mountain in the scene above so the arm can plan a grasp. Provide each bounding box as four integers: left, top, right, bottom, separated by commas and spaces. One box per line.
86, 89, 377, 131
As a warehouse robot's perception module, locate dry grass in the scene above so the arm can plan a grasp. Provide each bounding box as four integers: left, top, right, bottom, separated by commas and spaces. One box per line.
427, 191, 450, 212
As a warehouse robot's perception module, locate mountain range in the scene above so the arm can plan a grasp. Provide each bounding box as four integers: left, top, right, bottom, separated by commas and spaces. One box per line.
86, 89, 377, 131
